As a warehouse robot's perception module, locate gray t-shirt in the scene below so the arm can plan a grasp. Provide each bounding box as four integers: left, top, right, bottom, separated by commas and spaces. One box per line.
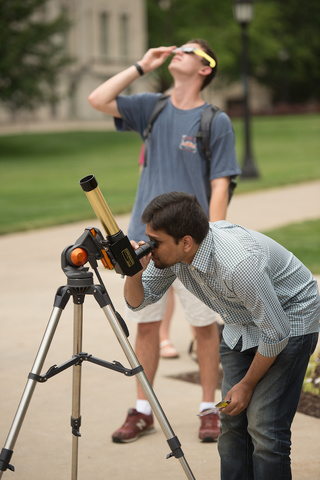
115, 93, 241, 240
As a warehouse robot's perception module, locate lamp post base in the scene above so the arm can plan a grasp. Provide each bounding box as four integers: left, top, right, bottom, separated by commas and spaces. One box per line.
241, 154, 259, 179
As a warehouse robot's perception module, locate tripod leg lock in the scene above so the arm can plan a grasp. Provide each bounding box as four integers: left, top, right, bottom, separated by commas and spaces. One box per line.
166, 436, 184, 459
71, 416, 82, 437
0, 448, 15, 472
28, 372, 46, 383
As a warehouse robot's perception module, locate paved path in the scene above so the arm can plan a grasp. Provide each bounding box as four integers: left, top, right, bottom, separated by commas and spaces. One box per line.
227, 180, 320, 230
0, 181, 319, 479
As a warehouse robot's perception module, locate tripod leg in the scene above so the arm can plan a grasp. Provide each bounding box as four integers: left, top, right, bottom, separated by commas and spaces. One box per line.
71, 301, 84, 480
0, 306, 64, 477
100, 303, 196, 480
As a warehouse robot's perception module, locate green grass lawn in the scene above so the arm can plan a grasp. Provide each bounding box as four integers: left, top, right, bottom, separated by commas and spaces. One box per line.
263, 219, 320, 275
234, 113, 320, 193
0, 130, 142, 232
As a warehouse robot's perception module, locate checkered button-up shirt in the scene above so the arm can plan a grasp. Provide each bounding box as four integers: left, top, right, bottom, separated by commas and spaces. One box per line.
132, 222, 320, 357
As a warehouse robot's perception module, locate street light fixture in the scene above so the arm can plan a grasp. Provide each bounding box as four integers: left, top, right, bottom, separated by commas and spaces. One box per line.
233, 0, 259, 178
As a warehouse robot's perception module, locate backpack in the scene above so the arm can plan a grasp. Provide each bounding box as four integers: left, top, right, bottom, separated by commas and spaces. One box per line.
142, 95, 237, 203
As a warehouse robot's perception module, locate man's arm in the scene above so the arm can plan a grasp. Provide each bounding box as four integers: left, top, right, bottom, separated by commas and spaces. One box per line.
209, 177, 230, 221
88, 46, 176, 117
124, 271, 145, 308
222, 351, 277, 416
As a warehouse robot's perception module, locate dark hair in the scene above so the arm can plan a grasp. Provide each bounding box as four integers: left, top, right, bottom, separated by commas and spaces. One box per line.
141, 191, 209, 244
188, 38, 218, 90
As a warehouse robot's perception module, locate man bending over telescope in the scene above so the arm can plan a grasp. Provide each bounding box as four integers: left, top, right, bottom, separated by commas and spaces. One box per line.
124, 191, 320, 480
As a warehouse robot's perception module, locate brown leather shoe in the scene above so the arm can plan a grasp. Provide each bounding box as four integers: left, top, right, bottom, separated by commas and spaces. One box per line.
112, 408, 155, 443
199, 410, 221, 442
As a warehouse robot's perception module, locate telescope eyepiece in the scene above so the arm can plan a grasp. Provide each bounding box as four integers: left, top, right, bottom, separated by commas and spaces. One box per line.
135, 239, 158, 259
148, 239, 158, 250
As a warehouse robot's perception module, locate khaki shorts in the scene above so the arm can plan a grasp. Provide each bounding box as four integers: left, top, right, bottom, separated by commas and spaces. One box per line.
125, 278, 222, 327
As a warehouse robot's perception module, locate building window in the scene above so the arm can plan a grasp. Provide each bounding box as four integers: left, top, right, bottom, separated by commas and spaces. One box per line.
119, 13, 129, 59
100, 11, 109, 56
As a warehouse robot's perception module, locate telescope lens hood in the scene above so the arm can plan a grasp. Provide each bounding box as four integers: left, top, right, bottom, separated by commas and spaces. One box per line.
79, 175, 98, 192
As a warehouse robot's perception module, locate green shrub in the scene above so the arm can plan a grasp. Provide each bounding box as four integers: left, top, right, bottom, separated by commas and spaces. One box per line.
303, 350, 320, 397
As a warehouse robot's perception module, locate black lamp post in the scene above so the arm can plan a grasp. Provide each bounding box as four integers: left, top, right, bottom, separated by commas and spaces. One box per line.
233, 0, 259, 178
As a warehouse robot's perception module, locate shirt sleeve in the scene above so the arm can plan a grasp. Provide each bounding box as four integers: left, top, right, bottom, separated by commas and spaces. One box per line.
209, 112, 242, 180
232, 254, 291, 357
114, 93, 162, 137
125, 263, 176, 311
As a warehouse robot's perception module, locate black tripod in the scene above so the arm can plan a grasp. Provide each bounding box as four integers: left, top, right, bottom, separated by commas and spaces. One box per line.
0, 227, 196, 479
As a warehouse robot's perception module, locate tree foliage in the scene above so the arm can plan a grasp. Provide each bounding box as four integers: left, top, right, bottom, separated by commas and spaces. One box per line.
253, 0, 320, 103
147, 0, 320, 103
0, 0, 72, 112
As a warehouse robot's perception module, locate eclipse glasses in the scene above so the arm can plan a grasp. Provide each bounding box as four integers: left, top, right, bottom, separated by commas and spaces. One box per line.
172, 46, 216, 68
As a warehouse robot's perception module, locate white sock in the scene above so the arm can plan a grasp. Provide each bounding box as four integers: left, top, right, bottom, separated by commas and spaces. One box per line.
136, 399, 152, 416
200, 401, 215, 413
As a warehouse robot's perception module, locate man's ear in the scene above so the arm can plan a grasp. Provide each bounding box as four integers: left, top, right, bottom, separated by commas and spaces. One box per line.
199, 65, 212, 77
182, 235, 194, 252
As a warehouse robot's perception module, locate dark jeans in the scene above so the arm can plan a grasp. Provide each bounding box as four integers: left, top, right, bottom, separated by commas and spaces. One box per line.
218, 333, 319, 480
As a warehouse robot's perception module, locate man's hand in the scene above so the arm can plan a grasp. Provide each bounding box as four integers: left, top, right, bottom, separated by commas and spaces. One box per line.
220, 351, 277, 416
220, 381, 254, 416
139, 46, 177, 74
88, 45, 176, 116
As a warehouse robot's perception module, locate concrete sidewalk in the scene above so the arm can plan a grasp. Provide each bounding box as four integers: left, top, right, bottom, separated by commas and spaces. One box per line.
0, 181, 319, 479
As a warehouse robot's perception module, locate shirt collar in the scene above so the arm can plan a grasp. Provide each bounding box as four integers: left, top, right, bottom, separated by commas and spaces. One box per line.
190, 227, 214, 273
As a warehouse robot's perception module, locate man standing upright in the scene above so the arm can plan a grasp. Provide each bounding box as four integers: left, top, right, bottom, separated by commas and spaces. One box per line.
88, 39, 241, 443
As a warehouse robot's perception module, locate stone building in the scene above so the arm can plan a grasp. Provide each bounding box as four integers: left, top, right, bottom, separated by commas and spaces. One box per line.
0, 0, 149, 125
65, 0, 149, 121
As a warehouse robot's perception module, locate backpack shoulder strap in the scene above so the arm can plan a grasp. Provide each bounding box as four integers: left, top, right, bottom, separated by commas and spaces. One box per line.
143, 94, 170, 167
196, 105, 220, 202
197, 105, 237, 204
197, 104, 220, 164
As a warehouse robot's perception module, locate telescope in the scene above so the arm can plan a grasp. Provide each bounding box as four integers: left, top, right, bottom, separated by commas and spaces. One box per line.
69, 174, 157, 277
